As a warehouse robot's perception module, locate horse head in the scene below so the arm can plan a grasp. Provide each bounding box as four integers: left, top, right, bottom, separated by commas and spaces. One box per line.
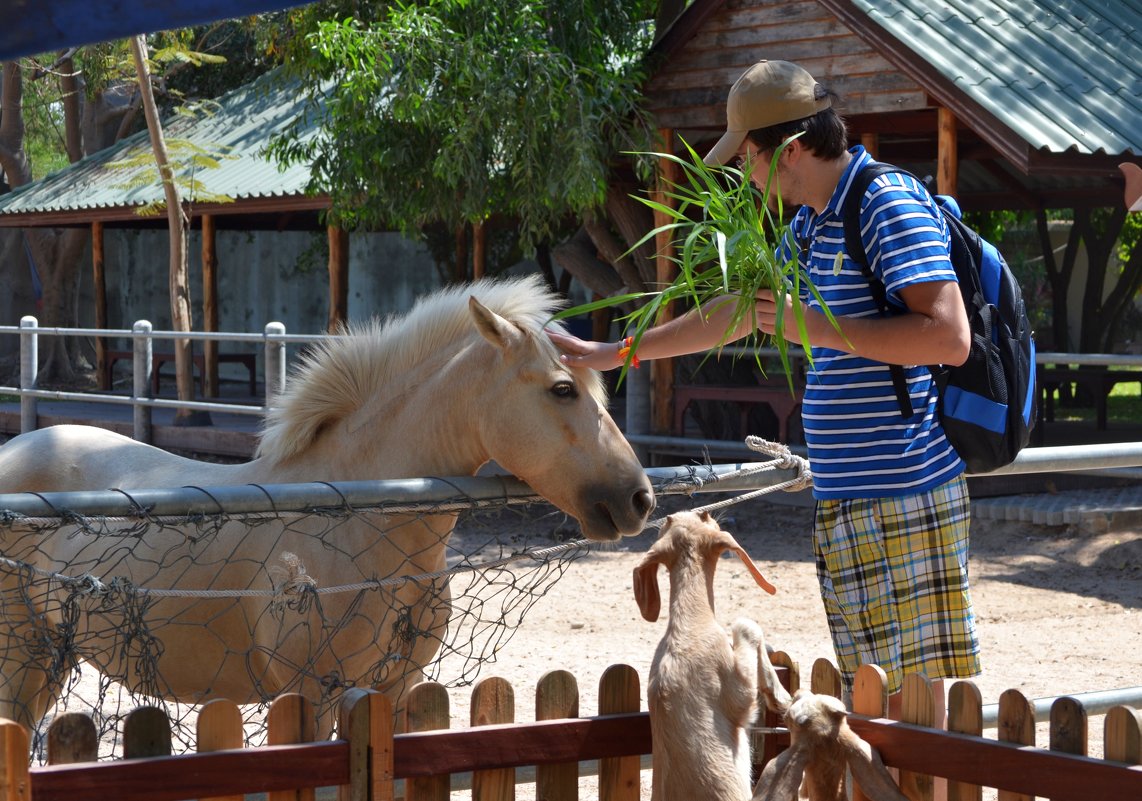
466, 290, 655, 541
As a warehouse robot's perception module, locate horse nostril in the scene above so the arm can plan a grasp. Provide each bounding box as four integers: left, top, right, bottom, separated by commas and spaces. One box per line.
632, 488, 656, 517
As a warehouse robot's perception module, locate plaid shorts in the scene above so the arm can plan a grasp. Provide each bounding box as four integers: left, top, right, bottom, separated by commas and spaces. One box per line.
814, 475, 980, 695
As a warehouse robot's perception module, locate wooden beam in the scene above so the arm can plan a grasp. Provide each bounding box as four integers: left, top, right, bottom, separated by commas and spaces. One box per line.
327, 226, 349, 332
201, 214, 219, 397
861, 132, 879, 160
937, 107, 958, 196
651, 128, 679, 437
91, 221, 109, 390
473, 220, 486, 279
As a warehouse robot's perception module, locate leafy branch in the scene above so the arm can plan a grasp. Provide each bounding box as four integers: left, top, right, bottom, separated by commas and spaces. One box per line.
557, 137, 838, 390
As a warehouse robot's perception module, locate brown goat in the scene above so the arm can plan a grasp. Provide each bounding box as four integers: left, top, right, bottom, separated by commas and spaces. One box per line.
752, 690, 909, 801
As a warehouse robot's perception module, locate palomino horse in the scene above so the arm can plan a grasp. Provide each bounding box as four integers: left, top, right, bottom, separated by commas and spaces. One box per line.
0, 275, 654, 732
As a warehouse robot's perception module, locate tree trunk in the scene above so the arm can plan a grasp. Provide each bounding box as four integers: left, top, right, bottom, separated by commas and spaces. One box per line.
551, 227, 625, 299
130, 35, 205, 425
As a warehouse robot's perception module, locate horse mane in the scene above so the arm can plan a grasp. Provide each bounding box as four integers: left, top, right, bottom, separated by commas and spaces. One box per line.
256, 274, 604, 465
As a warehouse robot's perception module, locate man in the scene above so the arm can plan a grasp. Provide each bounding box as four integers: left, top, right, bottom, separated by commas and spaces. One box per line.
549, 60, 980, 724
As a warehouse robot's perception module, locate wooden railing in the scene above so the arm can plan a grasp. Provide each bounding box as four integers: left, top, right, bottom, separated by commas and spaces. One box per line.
2, 658, 1140, 801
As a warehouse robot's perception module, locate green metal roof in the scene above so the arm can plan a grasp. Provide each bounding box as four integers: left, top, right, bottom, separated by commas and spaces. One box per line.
0, 70, 325, 223
851, 0, 1141, 157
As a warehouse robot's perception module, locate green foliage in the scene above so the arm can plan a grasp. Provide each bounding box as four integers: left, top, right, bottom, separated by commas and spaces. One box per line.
557, 139, 832, 387
19, 74, 70, 179
267, 0, 659, 251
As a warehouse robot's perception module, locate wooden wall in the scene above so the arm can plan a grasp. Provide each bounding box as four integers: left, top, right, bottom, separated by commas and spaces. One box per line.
644, 0, 928, 146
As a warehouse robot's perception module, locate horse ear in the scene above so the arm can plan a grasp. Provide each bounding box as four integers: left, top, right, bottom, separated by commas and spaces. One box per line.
469, 296, 524, 350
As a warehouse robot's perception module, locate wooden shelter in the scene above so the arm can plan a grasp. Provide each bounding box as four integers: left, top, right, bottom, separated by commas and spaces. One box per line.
0, 72, 350, 393
638, 0, 1141, 433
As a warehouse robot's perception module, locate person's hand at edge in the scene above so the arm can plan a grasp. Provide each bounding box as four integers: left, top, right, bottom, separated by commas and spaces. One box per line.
547, 329, 625, 371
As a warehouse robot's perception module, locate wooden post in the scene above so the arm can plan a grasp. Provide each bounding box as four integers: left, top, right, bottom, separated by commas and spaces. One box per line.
861, 132, 880, 160
536, 670, 579, 801
472, 220, 486, 280
47, 712, 98, 765
996, 689, 1035, 801
405, 682, 450, 801
470, 677, 514, 801
947, 682, 983, 801
810, 657, 843, 698
454, 224, 468, 282
651, 128, 679, 437
197, 699, 243, 801
92, 221, 109, 390
123, 707, 172, 759
0, 719, 29, 801
937, 107, 958, 197
851, 664, 889, 801
899, 673, 935, 801
340, 689, 394, 801
267, 693, 318, 801
598, 664, 640, 801
1104, 705, 1142, 765
328, 226, 350, 332
202, 214, 219, 396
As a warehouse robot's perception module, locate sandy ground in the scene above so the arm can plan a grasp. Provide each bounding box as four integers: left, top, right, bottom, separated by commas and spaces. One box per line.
437, 489, 1141, 798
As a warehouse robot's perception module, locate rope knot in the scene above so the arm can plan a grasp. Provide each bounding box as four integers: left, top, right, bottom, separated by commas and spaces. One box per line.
270, 552, 317, 615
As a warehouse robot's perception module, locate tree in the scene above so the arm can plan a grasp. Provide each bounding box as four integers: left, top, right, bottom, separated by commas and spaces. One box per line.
268, 0, 663, 292
128, 34, 201, 424
0, 23, 274, 382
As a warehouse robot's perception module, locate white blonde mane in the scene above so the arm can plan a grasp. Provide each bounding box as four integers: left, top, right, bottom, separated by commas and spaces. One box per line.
257, 274, 602, 464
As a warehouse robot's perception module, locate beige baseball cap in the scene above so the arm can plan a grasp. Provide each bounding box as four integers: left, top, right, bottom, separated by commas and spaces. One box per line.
703, 60, 832, 166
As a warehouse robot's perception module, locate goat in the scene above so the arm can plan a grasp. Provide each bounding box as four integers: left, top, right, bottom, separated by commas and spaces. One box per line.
633, 510, 792, 801
752, 690, 909, 801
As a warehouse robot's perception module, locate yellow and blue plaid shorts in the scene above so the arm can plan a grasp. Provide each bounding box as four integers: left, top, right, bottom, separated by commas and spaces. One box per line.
814, 475, 980, 695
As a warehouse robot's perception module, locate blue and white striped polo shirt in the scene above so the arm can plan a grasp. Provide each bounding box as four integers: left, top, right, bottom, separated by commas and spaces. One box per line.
786, 146, 966, 500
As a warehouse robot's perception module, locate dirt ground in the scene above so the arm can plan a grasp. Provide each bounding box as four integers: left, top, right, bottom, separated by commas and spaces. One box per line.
440, 488, 1141, 796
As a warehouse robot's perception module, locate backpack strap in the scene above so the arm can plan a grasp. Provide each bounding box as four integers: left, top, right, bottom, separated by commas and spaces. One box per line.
840, 161, 915, 418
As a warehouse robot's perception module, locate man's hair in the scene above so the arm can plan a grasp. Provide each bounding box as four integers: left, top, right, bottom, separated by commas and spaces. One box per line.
747, 104, 848, 160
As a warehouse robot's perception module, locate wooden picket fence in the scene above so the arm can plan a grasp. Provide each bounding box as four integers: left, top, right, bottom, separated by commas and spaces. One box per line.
1, 656, 1140, 801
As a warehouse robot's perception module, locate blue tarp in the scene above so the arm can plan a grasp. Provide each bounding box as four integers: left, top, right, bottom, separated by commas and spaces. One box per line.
1, 0, 312, 61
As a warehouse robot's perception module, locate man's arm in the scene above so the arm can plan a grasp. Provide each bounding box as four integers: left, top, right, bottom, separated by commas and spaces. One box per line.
754, 280, 970, 367
548, 295, 758, 371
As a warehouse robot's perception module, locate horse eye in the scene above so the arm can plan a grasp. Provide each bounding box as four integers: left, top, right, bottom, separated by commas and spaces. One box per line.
550, 380, 578, 399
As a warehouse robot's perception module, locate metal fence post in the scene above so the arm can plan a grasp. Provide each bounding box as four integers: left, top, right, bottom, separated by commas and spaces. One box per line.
18, 316, 38, 434
625, 367, 650, 464
265, 322, 286, 410
133, 320, 153, 443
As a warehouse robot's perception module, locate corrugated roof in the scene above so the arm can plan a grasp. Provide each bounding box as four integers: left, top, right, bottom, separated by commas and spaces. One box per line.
852, 0, 1141, 157
0, 70, 323, 219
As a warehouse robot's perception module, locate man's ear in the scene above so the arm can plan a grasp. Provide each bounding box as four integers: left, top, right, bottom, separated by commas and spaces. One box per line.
781, 136, 804, 165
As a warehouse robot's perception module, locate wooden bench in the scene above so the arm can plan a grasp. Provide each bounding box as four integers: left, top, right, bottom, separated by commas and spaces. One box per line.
102, 349, 258, 396
1038, 365, 1142, 431
673, 380, 804, 443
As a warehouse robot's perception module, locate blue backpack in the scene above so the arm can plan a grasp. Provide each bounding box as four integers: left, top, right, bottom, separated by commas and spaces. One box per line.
841, 162, 1037, 473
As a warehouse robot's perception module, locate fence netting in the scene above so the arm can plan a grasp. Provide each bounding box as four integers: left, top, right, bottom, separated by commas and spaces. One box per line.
0, 494, 597, 761
0, 441, 811, 762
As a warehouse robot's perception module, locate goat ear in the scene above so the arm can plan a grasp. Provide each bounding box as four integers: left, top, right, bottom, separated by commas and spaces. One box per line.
751, 745, 810, 801
730, 543, 776, 595
841, 724, 910, 801
632, 558, 663, 622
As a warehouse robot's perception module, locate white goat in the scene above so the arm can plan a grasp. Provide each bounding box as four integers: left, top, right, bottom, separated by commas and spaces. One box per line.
752, 690, 909, 801
633, 510, 792, 801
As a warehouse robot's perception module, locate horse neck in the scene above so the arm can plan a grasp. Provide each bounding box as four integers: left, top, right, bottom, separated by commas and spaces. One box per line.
260, 343, 491, 483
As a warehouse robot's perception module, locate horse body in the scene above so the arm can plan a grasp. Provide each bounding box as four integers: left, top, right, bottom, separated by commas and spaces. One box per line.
0, 276, 654, 730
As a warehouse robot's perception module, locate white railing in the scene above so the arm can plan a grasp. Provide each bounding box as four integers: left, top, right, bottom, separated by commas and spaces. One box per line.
0, 317, 328, 443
